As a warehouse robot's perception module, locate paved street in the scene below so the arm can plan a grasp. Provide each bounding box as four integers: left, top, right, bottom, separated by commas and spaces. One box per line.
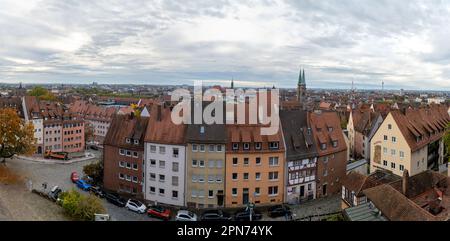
0, 151, 159, 221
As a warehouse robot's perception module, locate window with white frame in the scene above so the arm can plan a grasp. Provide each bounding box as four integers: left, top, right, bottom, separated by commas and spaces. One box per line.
150, 159, 156, 166
159, 160, 165, 169
208, 145, 215, 152
392, 137, 397, 143
172, 176, 179, 186
216, 144, 223, 152
192, 144, 198, 152
208, 160, 215, 168
400, 151, 405, 159
119, 161, 125, 167
192, 159, 198, 167
216, 175, 223, 183
150, 145, 156, 153
268, 186, 278, 196
269, 157, 279, 166
256, 172, 261, 180
383, 160, 388, 166
232, 143, 239, 150
268, 172, 278, 180
159, 146, 166, 154
199, 144, 205, 152
119, 149, 125, 155
199, 160, 205, 167
172, 162, 179, 172
159, 174, 165, 182
216, 160, 223, 168
232, 188, 238, 196
172, 148, 179, 157
149, 173, 156, 181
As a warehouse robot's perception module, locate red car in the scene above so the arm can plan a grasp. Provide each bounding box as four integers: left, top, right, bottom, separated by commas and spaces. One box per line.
71, 172, 79, 183
147, 206, 171, 220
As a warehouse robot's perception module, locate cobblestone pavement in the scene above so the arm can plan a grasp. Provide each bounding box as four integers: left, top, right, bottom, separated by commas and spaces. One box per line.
0, 153, 158, 221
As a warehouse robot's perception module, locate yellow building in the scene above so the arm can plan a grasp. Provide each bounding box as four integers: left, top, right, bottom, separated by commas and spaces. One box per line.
370, 106, 449, 176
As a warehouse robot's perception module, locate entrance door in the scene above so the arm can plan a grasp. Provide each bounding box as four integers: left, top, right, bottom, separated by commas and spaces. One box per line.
217, 190, 224, 207
322, 184, 327, 196
300, 186, 305, 198
242, 188, 249, 205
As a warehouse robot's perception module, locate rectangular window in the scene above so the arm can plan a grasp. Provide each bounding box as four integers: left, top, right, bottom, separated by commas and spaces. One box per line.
400, 165, 404, 171
383, 147, 388, 154
172, 162, 179, 172
132, 163, 138, 170
159, 174, 165, 182
391, 149, 396, 156
268, 186, 278, 196
216, 175, 223, 183
208, 190, 214, 198
119, 173, 125, 180
149, 173, 156, 181
216, 145, 223, 152
256, 157, 261, 165
199, 144, 205, 152
216, 160, 223, 168
269, 157, 279, 166
243, 173, 249, 180
269, 172, 279, 180
208, 145, 215, 152
232, 188, 238, 196
256, 172, 261, 180
172, 190, 178, 199
255, 187, 260, 196
159, 160, 165, 169
384, 135, 388, 141
126, 150, 131, 156
192, 144, 198, 152
150, 159, 156, 166
208, 160, 215, 168
150, 186, 155, 194
392, 137, 397, 143
391, 163, 396, 169
388, 124, 392, 130
199, 160, 205, 167
119, 149, 125, 155
159, 146, 166, 154
232, 158, 238, 166
126, 162, 131, 169
400, 151, 405, 159
198, 175, 205, 183
172, 176, 179, 186
172, 148, 179, 158
383, 160, 388, 166
119, 161, 125, 167
244, 158, 249, 165
192, 159, 198, 167
159, 188, 165, 195
132, 176, 138, 183
232, 173, 238, 180
150, 145, 156, 153
132, 152, 138, 158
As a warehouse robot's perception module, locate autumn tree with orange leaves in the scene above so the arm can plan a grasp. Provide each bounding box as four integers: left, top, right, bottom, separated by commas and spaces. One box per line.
0, 108, 35, 163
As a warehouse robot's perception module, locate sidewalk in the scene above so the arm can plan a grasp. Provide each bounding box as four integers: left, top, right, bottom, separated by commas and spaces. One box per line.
16, 153, 97, 164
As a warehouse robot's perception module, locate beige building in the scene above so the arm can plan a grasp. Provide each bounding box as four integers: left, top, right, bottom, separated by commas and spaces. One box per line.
185, 124, 226, 208
370, 106, 449, 177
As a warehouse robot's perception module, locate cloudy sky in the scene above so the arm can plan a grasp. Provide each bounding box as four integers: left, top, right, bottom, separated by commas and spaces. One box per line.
1, 0, 450, 90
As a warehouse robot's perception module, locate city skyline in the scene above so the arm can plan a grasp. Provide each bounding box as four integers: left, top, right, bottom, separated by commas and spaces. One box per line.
1, 1, 450, 90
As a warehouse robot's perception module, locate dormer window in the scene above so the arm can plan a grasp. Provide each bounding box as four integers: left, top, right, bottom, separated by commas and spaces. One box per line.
332, 141, 338, 148
134, 139, 139, 145
243, 143, 250, 150
255, 142, 262, 150
321, 143, 327, 150
269, 142, 279, 150
126, 138, 131, 143
232, 143, 239, 150
328, 127, 333, 132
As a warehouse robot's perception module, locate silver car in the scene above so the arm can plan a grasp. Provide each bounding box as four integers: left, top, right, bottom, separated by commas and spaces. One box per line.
175, 210, 198, 221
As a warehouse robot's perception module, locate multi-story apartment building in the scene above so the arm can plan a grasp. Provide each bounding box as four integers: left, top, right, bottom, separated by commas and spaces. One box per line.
70, 100, 117, 145
185, 123, 227, 209
103, 113, 149, 198
225, 124, 285, 207
22, 96, 85, 155
370, 105, 450, 177
22, 96, 44, 154
280, 110, 318, 204
310, 110, 348, 198
144, 105, 186, 206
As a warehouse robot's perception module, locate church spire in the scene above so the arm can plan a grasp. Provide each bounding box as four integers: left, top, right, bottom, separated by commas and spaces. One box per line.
302, 69, 305, 85
231, 78, 234, 89
298, 68, 306, 85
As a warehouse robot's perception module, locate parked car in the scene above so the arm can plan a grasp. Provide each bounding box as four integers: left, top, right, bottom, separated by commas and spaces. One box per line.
200, 209, 232, 221
234, 208, 263, 221
70, 172, 79, 183
268, 205, 292, 218
75, 179, 92, 191
104, 192, 126, 207
175, 210, 198, 221
147, 206, 171, 220
125, 199, 147, 214
90, 145, 99, 150
48, 185, 62, 202
88, 186, 105, 198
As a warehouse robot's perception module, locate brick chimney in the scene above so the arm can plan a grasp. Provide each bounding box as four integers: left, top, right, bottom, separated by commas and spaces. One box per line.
402, 169, 409, 197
